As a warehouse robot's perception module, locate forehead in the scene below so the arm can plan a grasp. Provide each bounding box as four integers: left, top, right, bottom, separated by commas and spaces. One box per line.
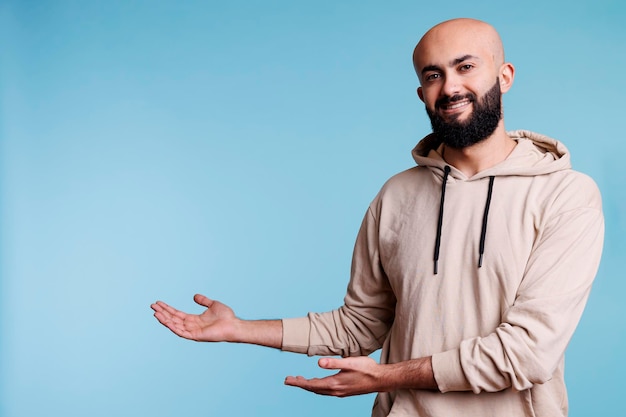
413, 21, 502, 74
414, 29, 493, 71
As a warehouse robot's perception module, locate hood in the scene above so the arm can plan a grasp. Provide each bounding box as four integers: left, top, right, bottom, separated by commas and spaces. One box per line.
411, 130, 572, 180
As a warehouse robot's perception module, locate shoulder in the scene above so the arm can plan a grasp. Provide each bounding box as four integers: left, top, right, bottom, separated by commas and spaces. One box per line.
366, 166, 439, 219
550, 169, 602, 211
371, 166, 436, 205
379, 166, 432, 194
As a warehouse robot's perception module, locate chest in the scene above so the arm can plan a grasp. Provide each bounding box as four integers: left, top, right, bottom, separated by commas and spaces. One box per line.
376, 176, 547, 316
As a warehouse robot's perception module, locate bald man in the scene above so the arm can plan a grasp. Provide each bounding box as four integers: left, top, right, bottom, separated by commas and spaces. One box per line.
152, 18, 604, 417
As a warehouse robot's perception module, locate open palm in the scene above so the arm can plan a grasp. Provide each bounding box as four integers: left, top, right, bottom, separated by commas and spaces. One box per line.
151, 294, 236, 342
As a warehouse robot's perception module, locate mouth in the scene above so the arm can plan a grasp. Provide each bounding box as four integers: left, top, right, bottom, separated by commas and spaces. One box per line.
435, 98, 473, 121
440, 99, 471, 112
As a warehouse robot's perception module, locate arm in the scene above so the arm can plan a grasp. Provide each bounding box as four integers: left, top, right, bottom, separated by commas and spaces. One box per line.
152, 201, 395, 396
151, 294, 282, 349
287, 175, 604, 397
281, 204, 396, 357
283, 201, 410, 396
434, 180, 605, 393
153, 291, 435, 396
152, 293, 435, 396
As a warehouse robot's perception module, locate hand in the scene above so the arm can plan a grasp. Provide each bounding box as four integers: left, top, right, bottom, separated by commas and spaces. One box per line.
284, 356, 385, 397
151, 294, 236, 342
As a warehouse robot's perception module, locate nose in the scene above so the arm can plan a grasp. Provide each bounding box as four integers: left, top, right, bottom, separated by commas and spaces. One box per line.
441, 73, 461, 97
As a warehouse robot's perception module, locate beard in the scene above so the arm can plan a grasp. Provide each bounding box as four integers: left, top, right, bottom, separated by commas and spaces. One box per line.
426, 78, 502, 149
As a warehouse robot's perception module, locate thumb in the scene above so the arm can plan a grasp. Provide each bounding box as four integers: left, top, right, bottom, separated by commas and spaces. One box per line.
194, 293, 214, 308
318, 357, 347, 370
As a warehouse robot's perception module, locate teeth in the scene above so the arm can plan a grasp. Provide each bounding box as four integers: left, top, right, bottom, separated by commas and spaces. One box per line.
447, 101, 469, 109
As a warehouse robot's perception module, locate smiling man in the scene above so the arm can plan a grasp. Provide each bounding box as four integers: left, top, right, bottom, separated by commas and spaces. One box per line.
414, 19, 516, 175
152, 18, 604, 417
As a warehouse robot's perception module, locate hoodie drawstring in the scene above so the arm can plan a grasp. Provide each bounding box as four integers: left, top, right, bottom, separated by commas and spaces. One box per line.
433, 166, 451, 275
478, 176, 495, 268
432, 167, 495, 275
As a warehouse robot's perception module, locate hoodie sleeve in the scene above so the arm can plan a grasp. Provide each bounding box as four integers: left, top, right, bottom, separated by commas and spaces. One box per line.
282, 203, 397, 357
432, 174, 604, 393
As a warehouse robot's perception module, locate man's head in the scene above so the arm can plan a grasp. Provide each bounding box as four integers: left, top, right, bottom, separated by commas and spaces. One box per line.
412, 18, 515, 148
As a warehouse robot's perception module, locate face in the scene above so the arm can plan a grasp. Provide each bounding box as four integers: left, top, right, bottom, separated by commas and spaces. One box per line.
413, 20, 514, 148
425, 77, 502, 149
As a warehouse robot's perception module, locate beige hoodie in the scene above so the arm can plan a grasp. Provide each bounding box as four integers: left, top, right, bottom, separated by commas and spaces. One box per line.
282, 130, 604, 417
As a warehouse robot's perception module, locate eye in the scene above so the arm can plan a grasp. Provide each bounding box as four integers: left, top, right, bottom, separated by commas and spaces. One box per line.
459, 64, 473, 72
425, 73, 440, 81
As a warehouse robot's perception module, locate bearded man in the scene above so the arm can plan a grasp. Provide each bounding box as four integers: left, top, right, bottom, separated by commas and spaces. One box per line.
152, 18, 604, 417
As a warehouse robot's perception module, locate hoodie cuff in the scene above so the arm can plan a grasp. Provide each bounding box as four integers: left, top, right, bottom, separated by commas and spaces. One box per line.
432, 349, 472, 393
281, 317, 311, 354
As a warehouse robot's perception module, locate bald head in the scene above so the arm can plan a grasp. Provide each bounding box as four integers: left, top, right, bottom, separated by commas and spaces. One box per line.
413, 18, 505, 82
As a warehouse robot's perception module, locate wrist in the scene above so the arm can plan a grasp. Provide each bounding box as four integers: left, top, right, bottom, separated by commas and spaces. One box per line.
226, 317, 247, 343
227, 318, 283, 349
375, 363, 398, 392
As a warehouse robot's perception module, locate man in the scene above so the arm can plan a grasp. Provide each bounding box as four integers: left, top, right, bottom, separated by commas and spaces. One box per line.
151, 18, 604, 416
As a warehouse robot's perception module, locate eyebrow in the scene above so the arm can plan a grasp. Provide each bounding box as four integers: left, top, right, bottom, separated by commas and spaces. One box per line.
420, 54, 481, 77
450, 54, 479, 66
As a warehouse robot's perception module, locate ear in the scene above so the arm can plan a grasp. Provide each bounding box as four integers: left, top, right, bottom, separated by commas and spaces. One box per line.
417, 86, 424, 102
498, 63, 515, 94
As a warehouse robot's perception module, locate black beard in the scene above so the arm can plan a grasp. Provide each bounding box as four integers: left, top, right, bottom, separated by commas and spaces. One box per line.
426, 79, 502, 149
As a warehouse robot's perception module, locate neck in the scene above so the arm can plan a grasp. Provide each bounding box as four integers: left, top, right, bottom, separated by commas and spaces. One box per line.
441, 125, 516, 177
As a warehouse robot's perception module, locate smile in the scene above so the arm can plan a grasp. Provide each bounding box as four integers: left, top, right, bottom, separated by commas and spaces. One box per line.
441, 99, 471, 111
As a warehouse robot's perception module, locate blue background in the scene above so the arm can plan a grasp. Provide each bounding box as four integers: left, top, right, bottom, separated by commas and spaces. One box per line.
1, 1, 624, 416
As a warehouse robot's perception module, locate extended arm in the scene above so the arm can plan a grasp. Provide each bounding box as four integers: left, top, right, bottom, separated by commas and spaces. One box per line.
151, 294, 282, 349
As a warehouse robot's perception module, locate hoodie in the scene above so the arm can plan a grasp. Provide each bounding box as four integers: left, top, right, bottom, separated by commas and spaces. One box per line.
281, 130, 604, 417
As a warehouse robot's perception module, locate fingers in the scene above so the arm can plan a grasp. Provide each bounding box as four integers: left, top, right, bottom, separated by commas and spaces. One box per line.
284, 375, 333, 395
151, 301, 176, 315
151, 306, 193, 339
284, 359, 346, 396
150, 301, 187, 330
284, 356, 380, 397
150, 301, 171, 323
150, 295, 216, 316
151, 301, 184, 322
150, 301, 165, 313
284, 375, 306, 387
284, 375, 322, 386
162, 320, 192, 339
284, 373, 355, 397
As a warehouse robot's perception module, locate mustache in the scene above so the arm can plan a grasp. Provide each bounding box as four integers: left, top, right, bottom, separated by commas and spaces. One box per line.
435, 93, 476, 109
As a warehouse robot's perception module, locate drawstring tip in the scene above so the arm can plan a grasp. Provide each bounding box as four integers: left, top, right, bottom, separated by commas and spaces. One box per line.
478, 254, 484, 268
434, 261, 439, 275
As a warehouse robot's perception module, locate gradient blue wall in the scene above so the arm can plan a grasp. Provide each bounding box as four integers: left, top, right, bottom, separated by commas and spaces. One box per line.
1, 1, 624, 416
